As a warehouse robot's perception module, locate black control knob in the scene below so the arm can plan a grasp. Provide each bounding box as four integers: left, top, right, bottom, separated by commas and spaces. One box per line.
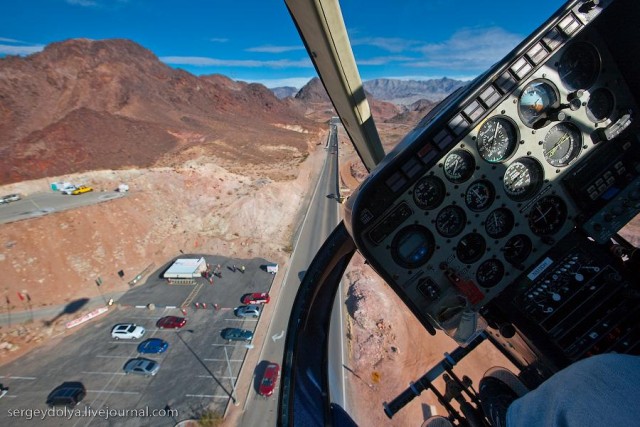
499, 323, 516, 339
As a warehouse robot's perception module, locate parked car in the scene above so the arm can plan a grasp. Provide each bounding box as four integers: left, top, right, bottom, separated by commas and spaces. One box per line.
72, 185, 93, 195
221, 328, 254, 342
0, 194, 20, 204
46, 382, 86, 407
259, 362, 280, 397
137, 338, 169, 354
123, 358, 160, 376
61, 185, 77, 195
241, 292, 270, 305
156, 316, 187, 329
234, 305, 261, 318
111, 323, 146, 340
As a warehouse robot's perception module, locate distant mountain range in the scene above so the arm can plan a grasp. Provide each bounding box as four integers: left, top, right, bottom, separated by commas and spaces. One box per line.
272, 77, 467, 105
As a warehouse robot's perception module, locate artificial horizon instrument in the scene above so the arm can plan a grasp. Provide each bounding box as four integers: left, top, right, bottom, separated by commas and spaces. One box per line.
280, 0, 640, 425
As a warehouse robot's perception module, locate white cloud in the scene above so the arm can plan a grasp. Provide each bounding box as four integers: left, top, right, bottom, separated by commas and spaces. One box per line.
0, 37, 23, 43
0, 43, 45, 55
160, 56, 313, 69
209, 38, 229, 43
412, 27, 523, 70
245, 45, 305, 54
356, 55, 415, 66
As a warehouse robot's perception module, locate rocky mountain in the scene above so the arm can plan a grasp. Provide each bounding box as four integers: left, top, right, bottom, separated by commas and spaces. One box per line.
271, 86, 298, 99
363, 77, 467, 105
0, 38, 321, 184
295, 77, 401, 123
294, 77, 331, 103
387, 98, 439, 126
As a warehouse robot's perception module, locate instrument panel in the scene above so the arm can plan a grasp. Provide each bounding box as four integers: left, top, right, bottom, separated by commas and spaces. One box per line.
345, 0, 640, 338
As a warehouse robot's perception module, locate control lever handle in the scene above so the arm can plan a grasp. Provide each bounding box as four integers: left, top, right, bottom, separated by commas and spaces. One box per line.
383, 332, 487, 418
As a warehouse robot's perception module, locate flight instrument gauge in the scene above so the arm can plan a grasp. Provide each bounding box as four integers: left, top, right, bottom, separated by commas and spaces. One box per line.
586, 88, 615, 123
558, 42, 600, 91
485, 207, 515, 239
391, 225, 435, 269
503, 234, 533, 265
503, 157, 544, 202
456, 232, 486, 264
543, 122, 582, 167
435, 205, 467, 238
476, 117, 518, 163
518, 79, 560, 128
413, 175, 446, 210
527, 195, 567, 236
443, 149, 475, 184
465, 180, 495, 212
476, 259, 505, 288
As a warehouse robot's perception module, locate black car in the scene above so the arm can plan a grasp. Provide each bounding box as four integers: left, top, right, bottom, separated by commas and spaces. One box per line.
221, 327, 254, 342
46, 382, 86, 407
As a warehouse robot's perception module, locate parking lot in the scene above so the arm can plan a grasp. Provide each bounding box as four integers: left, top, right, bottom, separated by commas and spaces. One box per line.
0, 254, 277, 426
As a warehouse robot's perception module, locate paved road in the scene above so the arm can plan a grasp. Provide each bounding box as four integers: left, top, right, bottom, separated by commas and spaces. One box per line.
0, 191, 125, 225
236, 125, 342, 426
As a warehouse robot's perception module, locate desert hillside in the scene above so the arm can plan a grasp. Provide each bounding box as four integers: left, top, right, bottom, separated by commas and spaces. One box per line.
0, 38, 322, 184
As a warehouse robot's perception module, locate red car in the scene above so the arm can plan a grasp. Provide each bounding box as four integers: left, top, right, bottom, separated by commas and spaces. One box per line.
241, 292, 270, 305
259, 362, 280, 397
156, 316, 187, 329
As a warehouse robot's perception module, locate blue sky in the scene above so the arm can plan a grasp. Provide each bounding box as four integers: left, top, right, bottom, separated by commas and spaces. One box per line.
1, 0, 565, 88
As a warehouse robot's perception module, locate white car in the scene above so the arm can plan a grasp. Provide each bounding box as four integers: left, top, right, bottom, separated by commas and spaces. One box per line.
0, 194, 20, 204
234, 305, 261, 318
123, 358, 160, 376
111, 323, 146, 340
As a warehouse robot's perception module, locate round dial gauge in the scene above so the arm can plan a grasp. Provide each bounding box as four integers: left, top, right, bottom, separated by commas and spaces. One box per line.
518, 80, 560, 128
476, 117, 518, 163
391, 225, 435, 269
476, 259, 505, 288
503, 157, 544, 202
443, 150, 475, 184
558, 42, 600, 91
435, 205, 467, 238
456, 232, 486, 264
413, 175, 446, 210
586, 88, 615, 123
528, 195, 568, 236
503, 234, 533, 265
485, 207, 515, 239
465, 180, 495, 212
543, 122, 582, 167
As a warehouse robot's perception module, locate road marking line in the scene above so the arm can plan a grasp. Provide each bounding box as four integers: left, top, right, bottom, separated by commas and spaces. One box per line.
203, 358, 243, 362
210, 344, 242, 347
185, 394, 230, 399
109, 341, 139, 344
0, 376, 36, 380
87, 390, 140, 395
96, 355, 132, 359
196, 375, 236, 380
82, 371, 126, 375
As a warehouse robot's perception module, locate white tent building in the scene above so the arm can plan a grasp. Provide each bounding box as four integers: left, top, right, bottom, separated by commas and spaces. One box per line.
164, 257, 207, 279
